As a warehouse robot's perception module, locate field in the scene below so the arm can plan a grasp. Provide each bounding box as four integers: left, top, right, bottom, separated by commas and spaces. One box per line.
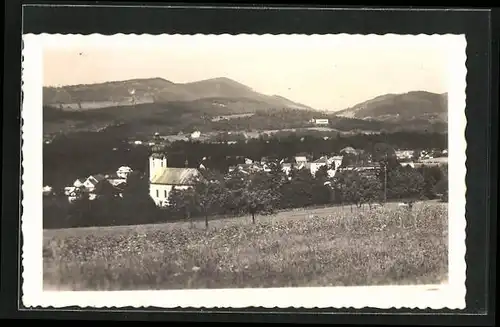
43, 202, 448, 291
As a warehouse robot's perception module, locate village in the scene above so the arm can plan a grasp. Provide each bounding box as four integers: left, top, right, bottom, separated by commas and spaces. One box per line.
43, 138, 448, 210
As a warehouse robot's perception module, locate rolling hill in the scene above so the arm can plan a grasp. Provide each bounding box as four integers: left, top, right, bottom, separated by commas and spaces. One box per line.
43, 78, 448, 137
43, 77, 314, 113
334, 91, 448, 123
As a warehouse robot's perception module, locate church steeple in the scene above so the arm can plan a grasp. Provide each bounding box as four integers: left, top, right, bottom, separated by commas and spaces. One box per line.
151, 144, 165, 157
149, 142, 167, 182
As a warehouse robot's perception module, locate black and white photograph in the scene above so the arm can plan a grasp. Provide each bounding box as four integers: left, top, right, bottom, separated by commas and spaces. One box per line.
21, 33, 467, 309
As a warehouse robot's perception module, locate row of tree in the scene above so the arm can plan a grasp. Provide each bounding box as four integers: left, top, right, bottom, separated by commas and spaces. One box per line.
43, 156, 448, 230
165, 162, 448, 228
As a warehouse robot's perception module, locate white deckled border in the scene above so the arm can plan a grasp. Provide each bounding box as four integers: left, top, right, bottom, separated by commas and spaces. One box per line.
21, 33, 467, 310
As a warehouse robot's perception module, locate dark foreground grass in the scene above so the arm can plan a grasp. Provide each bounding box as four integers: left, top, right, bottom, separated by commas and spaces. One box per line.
43, 202, 448, 291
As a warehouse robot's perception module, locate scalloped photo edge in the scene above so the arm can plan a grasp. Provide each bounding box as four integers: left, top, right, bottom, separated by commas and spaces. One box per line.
20, 33, 467, 310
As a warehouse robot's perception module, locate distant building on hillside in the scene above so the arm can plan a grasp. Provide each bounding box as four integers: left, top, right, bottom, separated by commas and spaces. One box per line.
309, 118, 329, 125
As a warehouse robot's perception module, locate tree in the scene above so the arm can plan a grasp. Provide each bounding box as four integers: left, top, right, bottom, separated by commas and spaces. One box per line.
43, 193, 71, 229
235, 170, 280, 224
280, 168, 317, 208
331, 170, 350, 207
373, 143, 400, 170
168, 187, 198, 225
192, 176, 227, 229
267, 161, 287, 197
359, 174, 383, 209
67, 191, 92, 227
241, 188, 277, 224
314, 165, 329, 182
418, 165, 444, 199
344, 170, 363, 209
121, 172, 159, 224
432, 165, 448, 202
387, 166, 425, 206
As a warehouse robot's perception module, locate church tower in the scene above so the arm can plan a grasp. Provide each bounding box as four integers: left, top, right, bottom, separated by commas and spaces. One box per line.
149, 144, 167, 182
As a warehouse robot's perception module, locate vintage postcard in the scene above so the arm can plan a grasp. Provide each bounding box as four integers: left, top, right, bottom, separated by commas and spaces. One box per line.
21, 33, 466, 309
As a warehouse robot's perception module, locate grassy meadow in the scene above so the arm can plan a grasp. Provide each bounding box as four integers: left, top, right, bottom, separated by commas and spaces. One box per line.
43, 201, 448, 291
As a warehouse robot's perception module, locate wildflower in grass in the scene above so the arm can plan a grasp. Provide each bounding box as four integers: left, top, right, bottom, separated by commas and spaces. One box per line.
43, 203, 447, 290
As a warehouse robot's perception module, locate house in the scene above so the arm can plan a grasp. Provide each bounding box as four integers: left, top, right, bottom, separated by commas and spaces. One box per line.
191, 131, 201, 139
42, 185, 53, 196
296, 162, 311, 171
82, 174, 107, 192
64, 186, 84, 203
310, 157, 329, 177
281, 163, 293, 176
395, 150, 414, 160
400, 162, 415, 168
116, 166, 133, 179
228, 163, 262, 174
309, 156, 339, 178
105, 174, 127, 187
340, 147, 357, 155
148, 150, 201, 207
294, 156, 308, 164
73, 178, 85, 188
330, 156, 344, 170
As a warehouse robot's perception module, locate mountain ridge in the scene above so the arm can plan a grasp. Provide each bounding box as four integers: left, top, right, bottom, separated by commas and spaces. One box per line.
334, 91, 448, 123
43, 77, 315, 112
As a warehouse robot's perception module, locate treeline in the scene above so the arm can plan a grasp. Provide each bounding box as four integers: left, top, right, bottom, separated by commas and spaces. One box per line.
43, 161, 448, 230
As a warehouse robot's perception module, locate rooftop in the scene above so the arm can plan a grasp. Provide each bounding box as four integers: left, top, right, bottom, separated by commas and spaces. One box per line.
313, 157, 328, 164
150, 167, 200, 185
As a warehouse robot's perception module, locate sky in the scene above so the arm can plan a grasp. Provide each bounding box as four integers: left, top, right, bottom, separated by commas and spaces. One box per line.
43, 34, 453, 111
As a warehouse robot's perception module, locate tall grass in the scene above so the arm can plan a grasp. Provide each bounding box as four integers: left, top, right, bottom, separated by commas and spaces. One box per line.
43, 202, 448, 291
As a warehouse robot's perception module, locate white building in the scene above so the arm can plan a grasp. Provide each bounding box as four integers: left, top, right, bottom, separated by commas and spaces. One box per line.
116, 166, 133, 179
294, 156, 308, 164
149, 151, 201, 207
281, 163, 293, 176
191, 131, 201, 139
43, 185, 53, 196
310, 118, 329, 125
400, 162, 415, 168
310, 156, 337, 178
330, 156, 344, 170
82, 174, 107, 193
310, 157, 328, 177
395, 150, 414, 160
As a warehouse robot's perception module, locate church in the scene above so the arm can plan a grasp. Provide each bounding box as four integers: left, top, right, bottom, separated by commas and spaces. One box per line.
148, 147, 201, 207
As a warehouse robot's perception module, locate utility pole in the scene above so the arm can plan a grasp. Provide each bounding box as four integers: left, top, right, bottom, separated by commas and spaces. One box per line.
384, 164, 387, 203
383, 153, 388, 203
